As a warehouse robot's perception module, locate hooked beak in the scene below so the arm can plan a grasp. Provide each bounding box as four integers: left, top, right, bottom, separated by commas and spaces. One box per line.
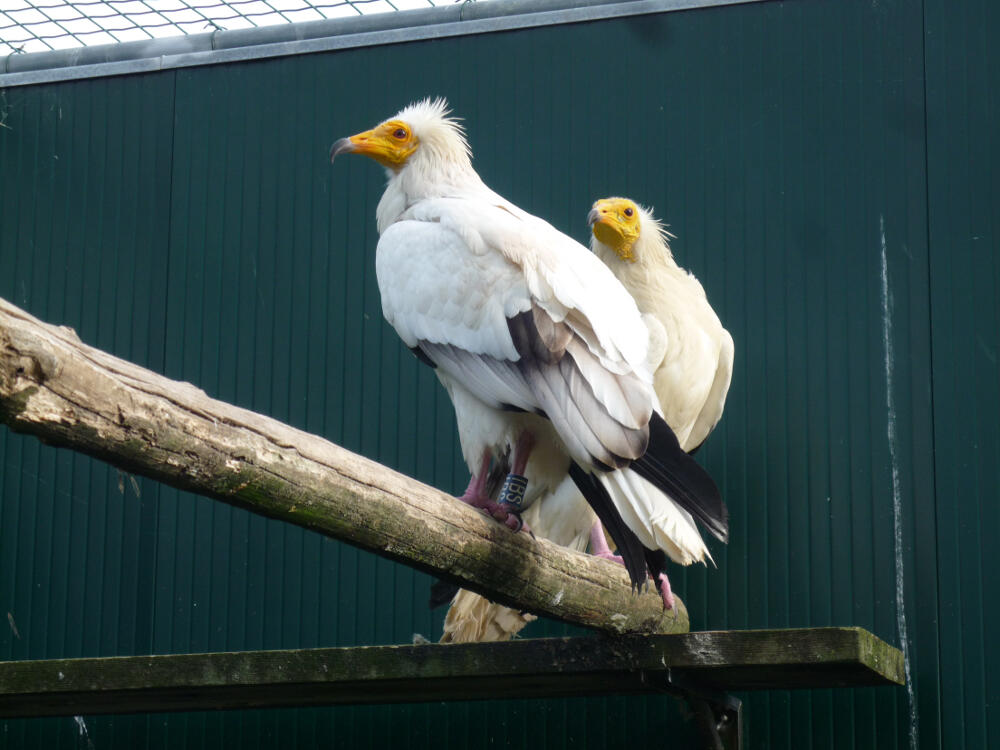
329, 126, 416, 170
587, 207, 602, 227
329, 136, 358, 164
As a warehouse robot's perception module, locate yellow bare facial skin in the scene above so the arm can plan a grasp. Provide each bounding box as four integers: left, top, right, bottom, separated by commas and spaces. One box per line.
344, 119, 419, 170
591, 198, 641, 262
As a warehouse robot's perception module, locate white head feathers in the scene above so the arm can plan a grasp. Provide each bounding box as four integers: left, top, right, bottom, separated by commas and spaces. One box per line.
633, 203, 676, 256
394, 97, 472, 165
375, 97, 486, 230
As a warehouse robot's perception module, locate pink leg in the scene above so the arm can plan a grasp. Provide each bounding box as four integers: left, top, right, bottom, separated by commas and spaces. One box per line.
588, 521, 675, 611
457, 452, 492, 509
490, 431, 536, 533
589, 521, 623, 563
510, 431, 535, 475
655, 572, 675, 611
456, 449, 532, 534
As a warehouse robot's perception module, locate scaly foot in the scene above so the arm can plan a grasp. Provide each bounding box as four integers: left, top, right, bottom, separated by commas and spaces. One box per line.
589, 521, 675, 611
457, 493, 531, 533
484, 499, 531, 533
456, 455, 532, 534
457, 486, 491, 510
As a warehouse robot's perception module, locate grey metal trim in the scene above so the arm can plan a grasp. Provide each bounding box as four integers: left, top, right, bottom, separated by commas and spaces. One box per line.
1, 0, 767, 88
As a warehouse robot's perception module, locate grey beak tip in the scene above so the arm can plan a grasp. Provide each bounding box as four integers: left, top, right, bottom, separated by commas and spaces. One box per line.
329, 137, 353, 164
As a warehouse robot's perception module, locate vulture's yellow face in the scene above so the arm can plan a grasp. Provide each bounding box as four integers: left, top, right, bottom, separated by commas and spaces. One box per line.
329, 118, 419, 170
589, 198, 641, 262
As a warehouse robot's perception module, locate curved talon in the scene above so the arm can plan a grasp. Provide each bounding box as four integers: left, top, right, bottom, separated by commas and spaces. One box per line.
478, 500, 532, 535
591, 520, 675, 610
499, 502, 531, 534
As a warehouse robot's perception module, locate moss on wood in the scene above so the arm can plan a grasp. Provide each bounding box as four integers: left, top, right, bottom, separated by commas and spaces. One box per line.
0, 295, 688, 636
0, 629, 903, 718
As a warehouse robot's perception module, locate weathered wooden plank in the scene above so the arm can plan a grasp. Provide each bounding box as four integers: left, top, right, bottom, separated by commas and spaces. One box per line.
0, 295, 688, 635
0, 628, 903, 718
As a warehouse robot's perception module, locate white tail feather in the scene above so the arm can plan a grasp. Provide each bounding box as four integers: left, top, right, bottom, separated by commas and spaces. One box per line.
599, 469, 710, 566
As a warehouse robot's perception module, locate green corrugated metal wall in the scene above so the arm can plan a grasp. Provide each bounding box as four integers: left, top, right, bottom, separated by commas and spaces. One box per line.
0, 0, 995, 746
923, 0, 1000, 747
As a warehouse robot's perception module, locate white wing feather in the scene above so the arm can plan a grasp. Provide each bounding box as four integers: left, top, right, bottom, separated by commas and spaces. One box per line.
397, 199, 653, 376
376, 219, 530, 360
377, 200, 657, 470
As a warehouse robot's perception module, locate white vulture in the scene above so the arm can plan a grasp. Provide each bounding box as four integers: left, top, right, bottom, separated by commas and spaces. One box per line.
329, 99, 728, 611
440, 196, 734, 641
589, 197, 734, 455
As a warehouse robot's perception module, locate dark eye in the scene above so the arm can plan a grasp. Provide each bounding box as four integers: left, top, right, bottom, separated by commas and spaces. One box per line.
393, 128, 408, 140
623, 207, 634, 217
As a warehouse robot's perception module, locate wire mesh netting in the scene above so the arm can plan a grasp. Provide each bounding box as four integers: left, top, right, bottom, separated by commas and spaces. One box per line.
0, 0, 467, 56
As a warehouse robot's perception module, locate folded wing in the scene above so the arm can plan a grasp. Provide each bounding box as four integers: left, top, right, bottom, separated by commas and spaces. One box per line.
376, 199, 727, 587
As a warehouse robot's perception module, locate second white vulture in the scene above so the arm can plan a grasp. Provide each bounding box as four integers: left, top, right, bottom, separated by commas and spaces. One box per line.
589, 197, 734, 455
329, 98, 728, 608
441, 196, 735, 641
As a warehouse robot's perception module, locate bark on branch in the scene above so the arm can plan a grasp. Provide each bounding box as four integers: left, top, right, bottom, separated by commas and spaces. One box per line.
0, 296, 688, 635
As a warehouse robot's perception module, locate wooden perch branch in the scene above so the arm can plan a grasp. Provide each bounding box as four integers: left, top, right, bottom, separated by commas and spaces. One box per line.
0, 296, 688, 635
0, 629, 904, 718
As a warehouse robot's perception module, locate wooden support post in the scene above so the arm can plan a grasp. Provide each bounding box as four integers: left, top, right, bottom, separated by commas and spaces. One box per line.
0, 629, 903, 719
0, 296, 686, 635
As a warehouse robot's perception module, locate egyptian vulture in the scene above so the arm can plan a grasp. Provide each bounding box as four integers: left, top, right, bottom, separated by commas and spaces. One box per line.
589, 197, 734, 454
440, 196, 734, 641
329, 99, 728, 608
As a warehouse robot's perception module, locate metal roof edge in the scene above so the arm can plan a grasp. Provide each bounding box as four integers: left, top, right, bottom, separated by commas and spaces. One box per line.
0, 0, 765, 88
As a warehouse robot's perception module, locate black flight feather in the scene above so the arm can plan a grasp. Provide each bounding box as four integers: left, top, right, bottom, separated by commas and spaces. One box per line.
643, 548, 668, 593
568, 462, 649, 590
632, 413, 729, 543
429, 580, 459, 609
410, 346, 437, 369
